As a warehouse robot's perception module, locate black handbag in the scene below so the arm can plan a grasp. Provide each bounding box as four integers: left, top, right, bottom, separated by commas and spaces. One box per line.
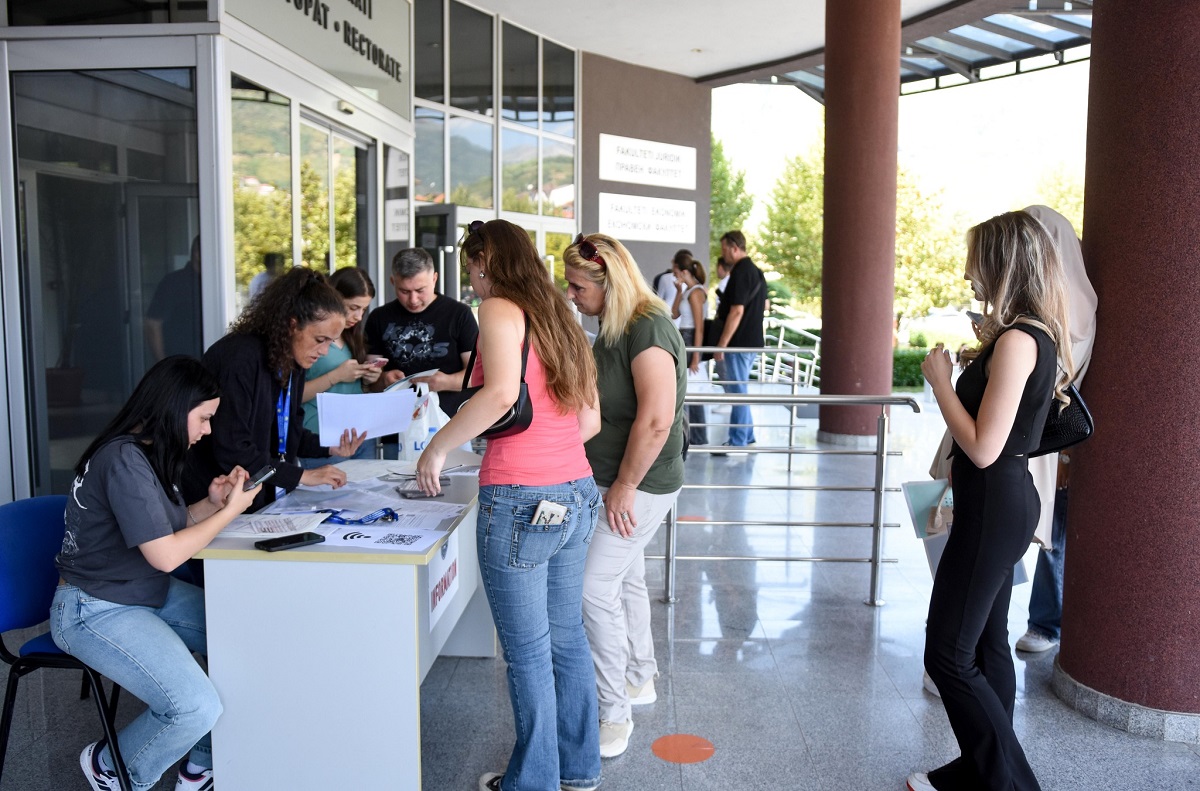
460, 318, 534, 439
1030, 381, 1093, 457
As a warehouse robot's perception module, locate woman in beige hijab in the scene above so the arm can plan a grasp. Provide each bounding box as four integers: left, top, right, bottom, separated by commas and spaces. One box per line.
1013, 204, 1097, 653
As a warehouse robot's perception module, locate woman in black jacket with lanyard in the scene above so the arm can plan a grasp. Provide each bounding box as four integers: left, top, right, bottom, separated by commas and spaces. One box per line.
184, 267, 364, 512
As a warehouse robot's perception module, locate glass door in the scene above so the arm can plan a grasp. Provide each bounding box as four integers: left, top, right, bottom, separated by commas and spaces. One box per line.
300, 115, 372, 274
11, 67, 200, 495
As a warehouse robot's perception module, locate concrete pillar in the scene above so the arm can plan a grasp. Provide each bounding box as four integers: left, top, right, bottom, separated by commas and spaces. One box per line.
818, 0, 901, 443
1055, 1, 1200, 737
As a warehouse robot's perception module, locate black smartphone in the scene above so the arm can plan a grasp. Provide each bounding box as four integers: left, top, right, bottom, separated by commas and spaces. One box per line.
399, 490, 444, 499
254, 531, 326, 552
243, 464, 277, 492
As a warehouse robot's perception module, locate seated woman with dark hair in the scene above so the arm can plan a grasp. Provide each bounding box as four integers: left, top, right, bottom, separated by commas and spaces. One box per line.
52, 356, 260, 791
184, 267, 365, 511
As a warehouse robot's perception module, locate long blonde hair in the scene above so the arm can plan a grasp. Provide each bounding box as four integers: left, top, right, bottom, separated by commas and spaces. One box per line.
563, 233, 670, 344
459, 220, 596, 412
963, 210, 1074, 408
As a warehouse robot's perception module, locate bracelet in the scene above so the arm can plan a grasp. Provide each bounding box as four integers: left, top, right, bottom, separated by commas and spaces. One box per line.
187, 507, 198, 525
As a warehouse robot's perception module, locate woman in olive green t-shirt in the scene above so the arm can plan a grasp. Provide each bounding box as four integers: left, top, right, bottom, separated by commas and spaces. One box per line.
563, 233, 686, 758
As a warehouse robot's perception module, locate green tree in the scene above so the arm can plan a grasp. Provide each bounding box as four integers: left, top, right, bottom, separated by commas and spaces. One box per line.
756, 143, 824, 305
709, 135, 753, 265
1034, 164, 1085, 237
893, 168, 972, 320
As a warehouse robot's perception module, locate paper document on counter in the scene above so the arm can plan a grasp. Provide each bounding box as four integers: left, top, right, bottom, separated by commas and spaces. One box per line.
325, 526, 443, 553
220, 512, 332, 536
316, 389, 417, 447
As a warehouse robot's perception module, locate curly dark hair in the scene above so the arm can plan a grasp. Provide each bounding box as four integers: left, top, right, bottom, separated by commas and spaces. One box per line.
228, 267, 346, 381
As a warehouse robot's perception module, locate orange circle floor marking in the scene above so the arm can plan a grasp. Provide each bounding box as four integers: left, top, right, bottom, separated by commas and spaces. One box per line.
652, 733, 715, 764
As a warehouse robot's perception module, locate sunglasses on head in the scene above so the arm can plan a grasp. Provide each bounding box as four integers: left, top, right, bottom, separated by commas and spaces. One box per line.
573, 233, 606, 270
468, 219, 485, 235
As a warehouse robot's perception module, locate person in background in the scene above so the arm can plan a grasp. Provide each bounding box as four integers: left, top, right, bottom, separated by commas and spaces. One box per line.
52, 356, 259, 791
300, 267, 383, 467
416, 220, 602, 791
652, 260, 679, 326
184, 267, 364, 513
1014, 204, 1097, 655
564, 233, 686, 760
714, 231, 767, 451
670, 250, 710, 447
365, 247, 479, 417
912, 210, 1073, 791
145, 235, 201, 362
713, 257, 731, 302
248, 251, 283, 302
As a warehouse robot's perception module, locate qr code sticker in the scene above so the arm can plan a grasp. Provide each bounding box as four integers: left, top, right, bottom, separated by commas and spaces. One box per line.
377, 533, 422, 546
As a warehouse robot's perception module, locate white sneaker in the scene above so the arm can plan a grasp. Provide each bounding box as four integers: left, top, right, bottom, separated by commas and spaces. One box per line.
922, 670, 941, 698
627, 677, 657, 705
80, 741, 121, 791
1015, 629, 1058, 653
479, 772, 503, 791
175, 766, 214, 790
907, 772, 936, 791
598, 719, 633, 758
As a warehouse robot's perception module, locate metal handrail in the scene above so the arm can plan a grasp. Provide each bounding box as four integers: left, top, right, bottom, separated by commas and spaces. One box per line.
657, 382, 920, 607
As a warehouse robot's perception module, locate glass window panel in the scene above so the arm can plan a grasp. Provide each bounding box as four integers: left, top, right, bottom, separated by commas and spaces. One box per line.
542, 40, 575, 137
415, 107, 446, 203
501, 129, 538, 215
232, 75, 292, 306
985, 14, 1075, 44
332, 137, 363, 271
414, 0, 445, 103
8, 0, 206, 25
449, 1, 493, 116
950, 25, 1032, 54
545, 231, 571, 292
915, 36, 991, 63
15, 126, 117, 174
449, 116, 494, 209
301, 124, 331, 271
502, 23, 539, 127
541, 139, 574, 219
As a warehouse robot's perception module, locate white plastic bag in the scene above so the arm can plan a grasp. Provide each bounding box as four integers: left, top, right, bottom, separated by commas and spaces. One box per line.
399, 384, 433, 461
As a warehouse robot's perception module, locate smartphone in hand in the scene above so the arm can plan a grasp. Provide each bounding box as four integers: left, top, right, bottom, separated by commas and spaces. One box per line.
243, 464, 277, 491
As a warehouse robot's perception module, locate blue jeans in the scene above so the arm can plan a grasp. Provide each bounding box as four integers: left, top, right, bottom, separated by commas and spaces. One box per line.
1027, 487, 1068, 640
720, 351, 756, 446
50, 578, 221, 791
477, 478, 603, 791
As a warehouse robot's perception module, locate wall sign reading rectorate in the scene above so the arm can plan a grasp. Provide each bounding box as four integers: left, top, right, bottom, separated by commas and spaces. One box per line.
228, 0, 411, 120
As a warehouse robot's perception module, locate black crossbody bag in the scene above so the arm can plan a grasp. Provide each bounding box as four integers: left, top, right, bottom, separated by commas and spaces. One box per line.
460, 317, 534, 439
1030, 379, 1093, 457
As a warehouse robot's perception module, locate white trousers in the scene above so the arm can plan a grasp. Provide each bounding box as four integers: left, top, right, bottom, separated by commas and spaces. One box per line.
582, 486, 679, 724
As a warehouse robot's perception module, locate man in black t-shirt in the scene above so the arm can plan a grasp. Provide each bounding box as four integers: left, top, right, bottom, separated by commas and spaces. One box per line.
365, 248, 478, 417
713, 230, 766, 448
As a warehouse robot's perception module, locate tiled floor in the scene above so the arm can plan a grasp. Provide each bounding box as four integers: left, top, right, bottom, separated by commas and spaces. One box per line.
4, 395, 1199, 789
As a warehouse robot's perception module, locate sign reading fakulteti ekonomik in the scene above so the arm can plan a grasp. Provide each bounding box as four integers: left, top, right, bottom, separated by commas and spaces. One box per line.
598, 134, 697, 191
228, 0, 411, 119
598, 193, 696, 244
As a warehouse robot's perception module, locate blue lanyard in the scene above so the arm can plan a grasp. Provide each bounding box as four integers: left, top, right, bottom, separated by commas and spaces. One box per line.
276, 373, 292, 461
319, 507, 399, 525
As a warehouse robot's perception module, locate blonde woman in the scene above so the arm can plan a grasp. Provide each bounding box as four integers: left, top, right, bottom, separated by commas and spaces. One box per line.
416, 220, 602, 791
911, 210, 1074, 791
564, 233, 686, 759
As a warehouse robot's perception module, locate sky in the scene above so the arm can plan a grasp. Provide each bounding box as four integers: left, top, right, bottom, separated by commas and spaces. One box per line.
710, 58, 1090, 233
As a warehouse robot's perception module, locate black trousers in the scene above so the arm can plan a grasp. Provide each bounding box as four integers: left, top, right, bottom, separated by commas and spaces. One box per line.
678, 328, 708, 446
924, 454, 1042, 791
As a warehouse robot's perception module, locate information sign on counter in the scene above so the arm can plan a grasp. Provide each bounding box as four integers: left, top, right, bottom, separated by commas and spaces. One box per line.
598, 193, 696, 244
598, 134, 696, 190
428, 530, 460, 629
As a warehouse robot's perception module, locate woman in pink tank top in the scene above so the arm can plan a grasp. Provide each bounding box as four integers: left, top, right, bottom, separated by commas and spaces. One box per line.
415, 220, 603, 791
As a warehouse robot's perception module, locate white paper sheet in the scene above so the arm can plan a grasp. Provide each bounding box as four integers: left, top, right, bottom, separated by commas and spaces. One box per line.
324, 525, 444, 554
221, 512, 333, 536
316, 390, 417, 446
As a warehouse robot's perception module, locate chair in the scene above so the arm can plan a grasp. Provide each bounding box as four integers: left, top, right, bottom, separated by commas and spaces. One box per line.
0, 495, 132, 791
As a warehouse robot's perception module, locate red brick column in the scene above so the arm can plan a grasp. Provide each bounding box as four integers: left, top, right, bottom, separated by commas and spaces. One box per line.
818, 0, 901, 441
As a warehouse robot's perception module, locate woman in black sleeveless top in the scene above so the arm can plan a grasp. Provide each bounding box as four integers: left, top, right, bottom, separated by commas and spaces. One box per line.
910, 211, 1075, 791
